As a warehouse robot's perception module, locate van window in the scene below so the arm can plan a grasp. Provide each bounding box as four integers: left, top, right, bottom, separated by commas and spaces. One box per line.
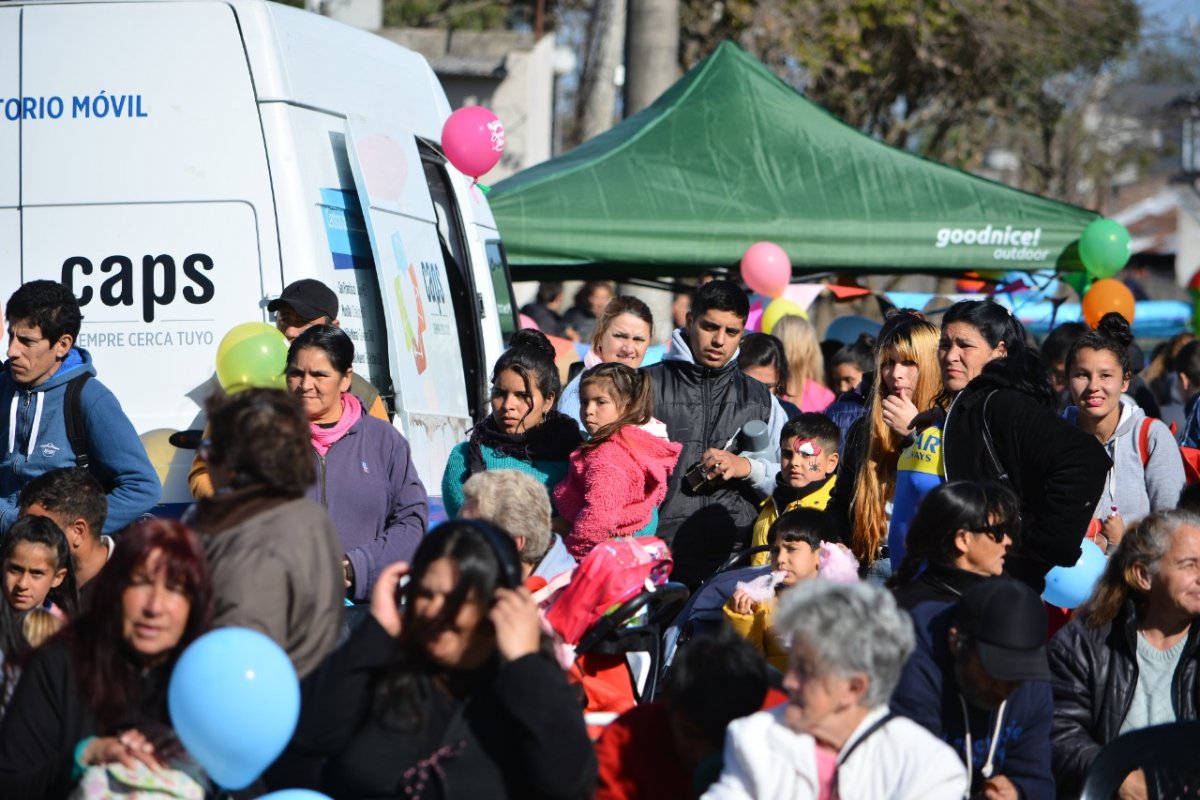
485, 240, 518, 344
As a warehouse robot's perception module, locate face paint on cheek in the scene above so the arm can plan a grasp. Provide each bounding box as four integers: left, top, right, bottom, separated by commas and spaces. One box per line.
808, 461, 820, 473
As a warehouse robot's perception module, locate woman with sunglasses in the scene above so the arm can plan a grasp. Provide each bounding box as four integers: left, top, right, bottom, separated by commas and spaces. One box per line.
887, 481, 1020, 610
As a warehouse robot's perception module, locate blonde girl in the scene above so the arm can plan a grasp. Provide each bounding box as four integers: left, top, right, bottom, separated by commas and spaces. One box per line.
828, 313, 942, 577
774, 316, 834, 411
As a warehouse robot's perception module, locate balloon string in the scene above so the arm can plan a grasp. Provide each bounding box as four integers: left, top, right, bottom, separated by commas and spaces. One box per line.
476, 183, 491, 195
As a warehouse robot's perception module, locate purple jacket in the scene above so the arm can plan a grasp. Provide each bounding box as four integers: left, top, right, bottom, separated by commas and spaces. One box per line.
306, 414, 428, 601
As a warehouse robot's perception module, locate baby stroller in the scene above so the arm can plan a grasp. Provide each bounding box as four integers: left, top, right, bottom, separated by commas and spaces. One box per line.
540, 537, 690, 737
661, 545, 772, 674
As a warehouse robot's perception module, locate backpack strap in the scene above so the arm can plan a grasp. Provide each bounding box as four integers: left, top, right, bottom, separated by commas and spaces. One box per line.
1138, 417, 1154, 470
834, 711, 896, 793
980, 391, 1010, 484
64, 373, 92, 468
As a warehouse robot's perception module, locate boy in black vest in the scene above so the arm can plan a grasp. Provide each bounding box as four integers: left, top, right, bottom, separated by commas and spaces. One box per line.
643, 280, 785, 588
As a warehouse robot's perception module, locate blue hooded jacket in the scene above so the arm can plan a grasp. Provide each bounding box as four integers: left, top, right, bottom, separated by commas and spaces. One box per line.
891, 600, 1055, 799
0, 348, 160, 534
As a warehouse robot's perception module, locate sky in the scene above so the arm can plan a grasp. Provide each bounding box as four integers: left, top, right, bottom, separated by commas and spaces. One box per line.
1138, 0, 1197, 35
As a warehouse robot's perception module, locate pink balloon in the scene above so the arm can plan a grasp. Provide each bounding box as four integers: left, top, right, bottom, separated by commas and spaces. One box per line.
741, 242, 791, 298
441, 107, 505, 179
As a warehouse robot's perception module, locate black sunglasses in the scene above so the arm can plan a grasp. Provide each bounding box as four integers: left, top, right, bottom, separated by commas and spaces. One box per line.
968, 523, 1010, 543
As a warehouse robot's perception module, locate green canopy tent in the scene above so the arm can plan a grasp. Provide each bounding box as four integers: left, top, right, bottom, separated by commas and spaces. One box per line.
489, 41, 1098, 281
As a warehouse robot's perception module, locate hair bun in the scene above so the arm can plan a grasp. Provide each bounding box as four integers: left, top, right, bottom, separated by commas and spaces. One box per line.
509, 328, 555, 359
1096, 312, 1133, 348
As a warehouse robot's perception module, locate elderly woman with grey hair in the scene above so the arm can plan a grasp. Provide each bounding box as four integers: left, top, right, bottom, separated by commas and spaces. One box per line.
460, 469, 576, 584
703, 581, 967, 800
1049, 509, 1200, 798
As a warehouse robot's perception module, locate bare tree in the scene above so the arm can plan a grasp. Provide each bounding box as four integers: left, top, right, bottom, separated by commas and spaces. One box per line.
625, 0, 680, 116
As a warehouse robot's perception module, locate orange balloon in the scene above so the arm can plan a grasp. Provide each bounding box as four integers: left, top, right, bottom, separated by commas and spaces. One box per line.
1081, 278, 1135, 328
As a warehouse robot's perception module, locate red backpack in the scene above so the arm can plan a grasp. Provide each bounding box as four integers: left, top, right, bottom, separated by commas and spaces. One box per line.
1137, 418, 1200, 483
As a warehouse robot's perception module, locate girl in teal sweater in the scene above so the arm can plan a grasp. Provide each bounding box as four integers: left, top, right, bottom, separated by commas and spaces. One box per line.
442, 330, 582, 518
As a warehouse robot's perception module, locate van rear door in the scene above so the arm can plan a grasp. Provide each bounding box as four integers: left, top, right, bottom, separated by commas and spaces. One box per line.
0, 7, 19, 277
344, 121, 475, 510
16, 1, 277, 507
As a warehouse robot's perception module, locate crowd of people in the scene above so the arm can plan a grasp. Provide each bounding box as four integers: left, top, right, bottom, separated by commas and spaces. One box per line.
0, 272, 1198, 799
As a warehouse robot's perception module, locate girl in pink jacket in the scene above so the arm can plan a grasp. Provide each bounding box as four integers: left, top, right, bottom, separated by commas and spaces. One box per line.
554, 363, 682, 559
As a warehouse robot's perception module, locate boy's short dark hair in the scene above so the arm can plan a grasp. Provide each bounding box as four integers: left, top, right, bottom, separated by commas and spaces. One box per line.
1041, 321, 1088, 366
666, 626, 767, 748
768, 507, 831, 549
1176, 341, 1200, 387
6, 280, 83, 343
1178, 483, 1200, 516
780, 412, 840, 452
19, 467, 107, 539
691, 279, 749, 323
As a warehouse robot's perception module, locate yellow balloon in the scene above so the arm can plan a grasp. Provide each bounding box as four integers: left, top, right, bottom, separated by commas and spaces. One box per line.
762, 298, 807, 334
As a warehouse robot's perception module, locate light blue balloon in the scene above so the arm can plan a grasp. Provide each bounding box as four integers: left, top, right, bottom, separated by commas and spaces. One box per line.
1043, 540, 1107, 609
168, 628, 300, 790
260, 792, 333, 800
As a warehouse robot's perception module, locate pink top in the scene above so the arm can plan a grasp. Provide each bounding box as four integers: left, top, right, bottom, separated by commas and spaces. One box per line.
553, 425, 682, 559
796, 380, 835, 412
815, 744, 837, 800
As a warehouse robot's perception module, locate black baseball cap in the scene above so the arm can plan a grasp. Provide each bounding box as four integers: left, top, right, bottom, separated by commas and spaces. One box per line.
267, 279, 339, 322
955, 579, 1052, 682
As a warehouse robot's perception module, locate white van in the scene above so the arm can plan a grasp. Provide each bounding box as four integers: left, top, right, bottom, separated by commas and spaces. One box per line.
0, 0, 518, 516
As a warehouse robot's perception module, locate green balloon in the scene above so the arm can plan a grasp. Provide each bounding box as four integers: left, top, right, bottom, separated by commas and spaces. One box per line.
1078, 218, 1131, 280
215, 322, 288, 393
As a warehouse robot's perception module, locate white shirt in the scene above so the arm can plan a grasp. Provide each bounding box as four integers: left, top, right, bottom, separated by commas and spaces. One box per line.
703, 705, 968, 800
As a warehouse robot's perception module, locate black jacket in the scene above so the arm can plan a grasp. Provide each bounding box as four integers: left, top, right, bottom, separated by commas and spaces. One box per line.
644, 333, 776, 587
943, 372, 1110, 588
891, 564, 987, 611
892, 600, 1055, 799
1048, 602, 1200, 796
0, 641, 173, 800
826, 415, 867, 548
293, 616, 596, 800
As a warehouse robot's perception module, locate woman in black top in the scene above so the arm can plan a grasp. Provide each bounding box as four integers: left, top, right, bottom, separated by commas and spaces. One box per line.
888, 481, 1019, 610
0, 520, 212, 799
938, 300, 1109, 591
293, 519, 596, 799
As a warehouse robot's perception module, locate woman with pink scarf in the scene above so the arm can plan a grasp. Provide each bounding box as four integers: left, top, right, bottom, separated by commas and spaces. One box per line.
287, 325, 428, 602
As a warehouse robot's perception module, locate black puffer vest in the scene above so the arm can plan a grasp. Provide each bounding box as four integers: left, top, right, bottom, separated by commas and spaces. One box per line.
644, 340, 774, 586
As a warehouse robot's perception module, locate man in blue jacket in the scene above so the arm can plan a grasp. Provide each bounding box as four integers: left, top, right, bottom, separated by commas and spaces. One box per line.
891, 579, 1055, 800
0, 280, 159, 534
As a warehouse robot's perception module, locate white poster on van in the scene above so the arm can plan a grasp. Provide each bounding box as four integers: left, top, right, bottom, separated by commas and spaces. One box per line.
345, 122, 471, 490
21, 202, 265, 428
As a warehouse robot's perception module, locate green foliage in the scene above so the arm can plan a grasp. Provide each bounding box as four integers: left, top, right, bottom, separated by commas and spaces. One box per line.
681, 0, 1141, 167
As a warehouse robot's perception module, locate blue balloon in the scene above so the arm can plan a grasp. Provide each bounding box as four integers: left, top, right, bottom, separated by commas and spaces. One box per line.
1043, 540, 1107, 609
168, 628, 300, 790
824, 315, 881, 345
260, 792, 333, 800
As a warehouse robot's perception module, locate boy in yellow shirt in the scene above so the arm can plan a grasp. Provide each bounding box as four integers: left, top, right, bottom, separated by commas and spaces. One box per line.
749, 414, 839, 566
724, 508, 829, 671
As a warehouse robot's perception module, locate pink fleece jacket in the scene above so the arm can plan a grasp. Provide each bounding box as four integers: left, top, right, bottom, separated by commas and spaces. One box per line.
554, 425, 682, 560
